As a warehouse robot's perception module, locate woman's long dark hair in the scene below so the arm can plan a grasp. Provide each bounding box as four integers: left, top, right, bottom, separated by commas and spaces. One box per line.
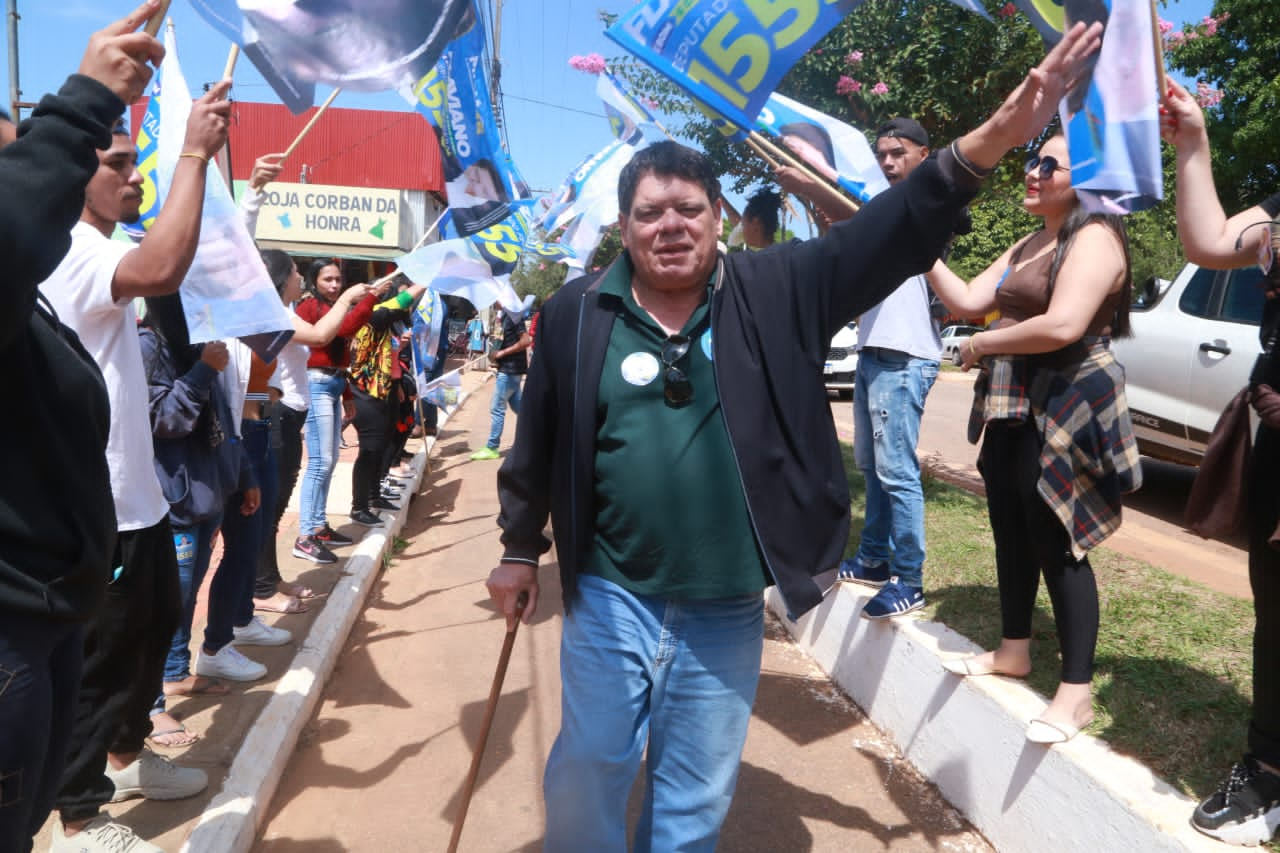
304, 258, 342, 302
1047, 205, 1133, 338
260, 249, 295, 296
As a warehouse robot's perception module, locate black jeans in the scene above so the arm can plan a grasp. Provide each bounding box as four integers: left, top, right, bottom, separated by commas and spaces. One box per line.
1248, 424, 1280, 766
352, 388, 397, 512
980, 420, 1099, 684
0, 613, 83, 852
256, 403, 307, 596
56, 519, 181, 822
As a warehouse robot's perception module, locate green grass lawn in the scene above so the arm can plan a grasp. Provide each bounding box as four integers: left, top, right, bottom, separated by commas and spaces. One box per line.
840, 442, 1255, 802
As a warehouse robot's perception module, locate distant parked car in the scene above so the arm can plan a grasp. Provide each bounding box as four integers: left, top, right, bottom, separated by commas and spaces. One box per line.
1111, 262, 1265, 466
824, 322, 858, 400
939, 324, 983, 366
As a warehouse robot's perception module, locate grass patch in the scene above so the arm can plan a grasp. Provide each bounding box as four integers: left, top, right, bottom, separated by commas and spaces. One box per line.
841, 444, 1254, 801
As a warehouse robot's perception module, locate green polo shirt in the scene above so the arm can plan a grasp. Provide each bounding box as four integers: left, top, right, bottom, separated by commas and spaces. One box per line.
585, 257, 769, 600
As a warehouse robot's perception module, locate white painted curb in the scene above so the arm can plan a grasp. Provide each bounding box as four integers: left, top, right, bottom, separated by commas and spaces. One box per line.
180, 384, 483, 853
766, 583, 1224, 853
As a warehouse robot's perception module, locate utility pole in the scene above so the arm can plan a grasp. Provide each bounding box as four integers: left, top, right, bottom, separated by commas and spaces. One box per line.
7, 0, 21, 120
489, 0, 506, 145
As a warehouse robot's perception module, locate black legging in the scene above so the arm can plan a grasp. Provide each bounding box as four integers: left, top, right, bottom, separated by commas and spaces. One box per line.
352, 388, 398, 512
255, 402, 306, 597
1248, 423, 1280, 766
980, 420, 1099, 684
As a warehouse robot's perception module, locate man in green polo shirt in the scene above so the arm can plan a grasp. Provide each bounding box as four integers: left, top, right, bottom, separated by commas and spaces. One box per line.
485, 25, 1103, 852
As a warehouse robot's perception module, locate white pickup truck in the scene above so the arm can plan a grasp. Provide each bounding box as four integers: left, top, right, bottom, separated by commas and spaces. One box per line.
1112, 262, 1265, 466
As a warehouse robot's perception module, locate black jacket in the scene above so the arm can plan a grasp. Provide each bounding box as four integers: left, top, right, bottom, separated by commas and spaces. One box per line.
0, 76, 123, 620
497, 149, 980, 618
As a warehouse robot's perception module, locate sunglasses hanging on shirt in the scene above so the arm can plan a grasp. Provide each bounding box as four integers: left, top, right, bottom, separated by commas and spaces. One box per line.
661, 334, 694, 406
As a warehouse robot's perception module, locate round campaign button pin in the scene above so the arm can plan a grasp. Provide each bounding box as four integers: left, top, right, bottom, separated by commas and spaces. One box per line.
701, 329, 713, 361
620, 352, 660, 386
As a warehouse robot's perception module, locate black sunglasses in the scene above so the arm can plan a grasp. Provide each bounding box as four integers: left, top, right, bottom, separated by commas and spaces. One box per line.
1025, 154, 1069, 181
661, 334, 694, 406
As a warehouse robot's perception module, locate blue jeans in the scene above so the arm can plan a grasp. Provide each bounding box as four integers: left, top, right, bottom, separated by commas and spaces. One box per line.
852, 348, 938, 589
154, 515, 222, 712
207, 420, 277, 651
0, 614, 82, 853
486, 371, 522, 450
299, 370, 345, 535
543, 574, 764, 853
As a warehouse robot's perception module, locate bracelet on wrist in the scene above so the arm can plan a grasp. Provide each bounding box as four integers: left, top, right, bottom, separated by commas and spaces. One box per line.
950, 141, 993, 180
179, 151, 210, 164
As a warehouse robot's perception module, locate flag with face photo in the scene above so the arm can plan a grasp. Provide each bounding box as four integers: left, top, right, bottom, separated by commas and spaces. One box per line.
404, 10, 530, 240
410, 284, 445, 394
1015, 0, 1067, 43
155, 25, 294, 360
606, 0, 865, 130
187, 0, 476, 113
395, 234, 526, 315
1059, 0, 1162, 214
756, 93, 889, 204
538, 138, 640, 236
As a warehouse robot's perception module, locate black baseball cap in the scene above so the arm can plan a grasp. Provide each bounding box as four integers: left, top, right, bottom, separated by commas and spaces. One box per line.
876, 117, 930, 148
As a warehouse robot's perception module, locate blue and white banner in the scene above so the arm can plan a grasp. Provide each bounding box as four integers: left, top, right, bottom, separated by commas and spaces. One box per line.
537, 138, 639, 235
605, 0, 864, 130
187, 0, 475, 113
155, 25, 294, 360
1060, 0, 1162, 214
405, 8, 531, 240
410, 285, 445, 394
123, 77, 163, 238
597, 71, 663, 146
756, 93, 888, 204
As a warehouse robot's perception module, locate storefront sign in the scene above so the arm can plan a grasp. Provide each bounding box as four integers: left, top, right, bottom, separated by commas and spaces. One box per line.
254, 182, 404, 249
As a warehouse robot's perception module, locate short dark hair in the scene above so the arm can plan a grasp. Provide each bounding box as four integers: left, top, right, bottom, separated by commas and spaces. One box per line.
744, 189, 781, 236
618, 140, 720, 215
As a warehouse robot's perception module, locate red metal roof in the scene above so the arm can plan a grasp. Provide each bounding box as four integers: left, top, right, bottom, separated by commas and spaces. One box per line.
130, 99, 443, 192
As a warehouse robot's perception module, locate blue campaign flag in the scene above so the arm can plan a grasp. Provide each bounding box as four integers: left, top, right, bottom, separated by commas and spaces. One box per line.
187, 0, 475, 113
411, 286, 446, 394
755, 93, 888, 204
1060, 0, 1162, 214
597, 71, 663, 146
123, 78, 163, 239
606, 0, 865, 129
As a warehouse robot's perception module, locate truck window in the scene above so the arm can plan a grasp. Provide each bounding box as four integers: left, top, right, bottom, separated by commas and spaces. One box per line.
1219, 267, 1266, 325
1178, 265, 1216, 317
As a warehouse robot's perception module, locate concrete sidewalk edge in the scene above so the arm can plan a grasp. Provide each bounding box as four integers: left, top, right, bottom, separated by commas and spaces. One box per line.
765, 585, 1223, 853
179, 382, 487, 853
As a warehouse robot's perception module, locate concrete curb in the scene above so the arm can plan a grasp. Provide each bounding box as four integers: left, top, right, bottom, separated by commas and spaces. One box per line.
765, 584, 1223, 853
179, 382, 485, 853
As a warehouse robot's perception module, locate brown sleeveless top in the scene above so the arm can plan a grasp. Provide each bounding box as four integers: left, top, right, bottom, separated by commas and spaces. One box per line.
996, 237, 1122, 337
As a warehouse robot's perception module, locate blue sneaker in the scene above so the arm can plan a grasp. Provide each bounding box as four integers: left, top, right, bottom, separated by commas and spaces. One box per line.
862, 579, 925, 619
836, 556, 890, 588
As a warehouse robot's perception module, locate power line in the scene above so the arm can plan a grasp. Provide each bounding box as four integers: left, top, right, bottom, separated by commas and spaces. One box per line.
502, 92, 606, 120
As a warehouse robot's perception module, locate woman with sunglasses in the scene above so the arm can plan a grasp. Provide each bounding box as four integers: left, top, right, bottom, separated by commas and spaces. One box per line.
1162, 78, 1280, 846
924, 133, 1140, 744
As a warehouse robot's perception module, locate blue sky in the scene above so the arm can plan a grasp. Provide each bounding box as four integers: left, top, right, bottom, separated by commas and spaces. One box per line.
1, 0, 1217, 203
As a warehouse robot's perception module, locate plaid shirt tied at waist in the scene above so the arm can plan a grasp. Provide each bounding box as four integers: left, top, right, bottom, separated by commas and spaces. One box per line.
969, 337, 1143, 559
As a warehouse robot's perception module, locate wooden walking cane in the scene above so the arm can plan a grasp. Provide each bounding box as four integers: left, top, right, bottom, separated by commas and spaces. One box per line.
447, 590, 529, 853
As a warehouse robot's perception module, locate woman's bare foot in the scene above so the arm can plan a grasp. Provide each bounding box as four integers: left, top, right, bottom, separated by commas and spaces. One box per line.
277, 581, 316, 599
1038, 681, 1095, 731
253, 591, 308, 613
162, 674, 230, 697
148, 711, 199, 747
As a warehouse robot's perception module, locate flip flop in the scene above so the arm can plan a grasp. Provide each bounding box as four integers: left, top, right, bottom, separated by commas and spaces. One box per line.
941, 656, 1031, 678
147, 725, 199, 748
254, 594, 309, 614
1025, 717, 1092, 744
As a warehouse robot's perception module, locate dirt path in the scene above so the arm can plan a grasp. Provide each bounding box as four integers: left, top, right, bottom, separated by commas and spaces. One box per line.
254, 378, 992, 852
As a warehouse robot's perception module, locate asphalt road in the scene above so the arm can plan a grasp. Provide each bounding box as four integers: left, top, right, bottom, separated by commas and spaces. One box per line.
827, 369, 1251, 600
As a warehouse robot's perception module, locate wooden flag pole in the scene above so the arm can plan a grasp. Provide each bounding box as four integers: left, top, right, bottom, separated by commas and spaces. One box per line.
143, 0, 171, 37
1148, 0, 1169, 103
366, 207, 451, 290
745, 135, 781, 170
749, 130, 861, 214
222, 44, 240, 82
282, 88, 342, 159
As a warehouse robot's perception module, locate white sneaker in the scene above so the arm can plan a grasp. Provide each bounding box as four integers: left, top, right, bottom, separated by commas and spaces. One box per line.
51, 812, 164, 853
105, 749, 208, 803
195, 644, 267, 681
232, 616, 291, 647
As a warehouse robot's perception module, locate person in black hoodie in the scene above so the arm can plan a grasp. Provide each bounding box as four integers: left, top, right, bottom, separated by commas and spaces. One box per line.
0, 5, 163, 852
484, 24, 1104, 852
